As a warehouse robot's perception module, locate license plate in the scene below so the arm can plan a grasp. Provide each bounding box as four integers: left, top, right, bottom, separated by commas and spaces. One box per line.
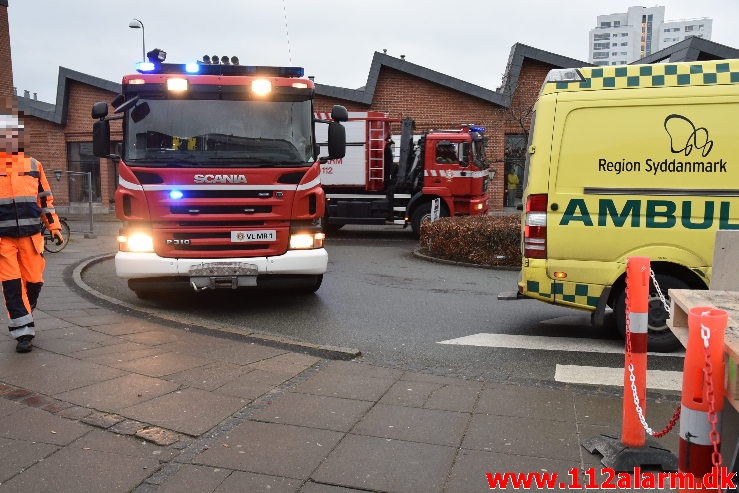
231, 230, 276, 243
189, 262, 258, 277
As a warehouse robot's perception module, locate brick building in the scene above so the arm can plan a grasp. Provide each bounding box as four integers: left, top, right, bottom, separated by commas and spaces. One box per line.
3, 0, 738, 214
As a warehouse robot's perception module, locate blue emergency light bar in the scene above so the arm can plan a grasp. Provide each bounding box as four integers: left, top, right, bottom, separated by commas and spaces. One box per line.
135, 62, 305, 78
470, 126, 486, 133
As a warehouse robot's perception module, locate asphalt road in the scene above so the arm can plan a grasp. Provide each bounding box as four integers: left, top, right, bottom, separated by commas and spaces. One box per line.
81, 224, 684, 388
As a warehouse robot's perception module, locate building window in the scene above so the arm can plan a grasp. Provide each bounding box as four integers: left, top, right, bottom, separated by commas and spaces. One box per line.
622, 33, 629, 37
504, 135, 526, 207
593, 52, 609, 59
593, 42, 610, 50
685, 25, 694, 32
614, 21, 621, 27
600, 21, 612, 28
594, 33, 610, 41
593, 61, 609, 66
66, 142, 101, 203
621, 42, 628, 46
612, 52, 619, 56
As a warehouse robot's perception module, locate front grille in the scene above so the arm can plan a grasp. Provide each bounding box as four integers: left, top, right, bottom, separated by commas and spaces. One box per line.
179, 190, 272, 199
170, 205, 272, 215
175, 244, 268, 252
178, 221, 266, 227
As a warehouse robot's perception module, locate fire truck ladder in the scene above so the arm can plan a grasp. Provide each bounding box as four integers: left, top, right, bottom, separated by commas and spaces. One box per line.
367, 120, 386, 191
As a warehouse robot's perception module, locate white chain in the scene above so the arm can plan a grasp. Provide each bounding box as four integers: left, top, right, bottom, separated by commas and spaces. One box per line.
627, 363, 655, 435
650, 269, 671, 315
626, 268, 668, 436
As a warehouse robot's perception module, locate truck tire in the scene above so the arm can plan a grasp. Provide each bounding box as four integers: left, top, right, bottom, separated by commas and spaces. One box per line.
614, 273, 689, 353
410, 202, 447, 237
296, 275, 323, 294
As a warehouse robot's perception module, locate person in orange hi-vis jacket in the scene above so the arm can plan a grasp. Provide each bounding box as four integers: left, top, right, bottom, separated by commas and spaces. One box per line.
0, 101, 63, 353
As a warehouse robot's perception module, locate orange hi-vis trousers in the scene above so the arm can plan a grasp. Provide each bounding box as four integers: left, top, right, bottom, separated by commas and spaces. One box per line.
0, 235, 44, 339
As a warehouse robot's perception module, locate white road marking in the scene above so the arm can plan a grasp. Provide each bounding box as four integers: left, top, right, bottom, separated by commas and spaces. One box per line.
554, 364, 682, 391
437, 333, 683, 357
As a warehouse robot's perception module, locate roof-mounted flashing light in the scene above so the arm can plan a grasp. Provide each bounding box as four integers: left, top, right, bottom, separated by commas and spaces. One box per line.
545, 68, 584, 83
469, 125, 486, 133
134, 57, 305, 78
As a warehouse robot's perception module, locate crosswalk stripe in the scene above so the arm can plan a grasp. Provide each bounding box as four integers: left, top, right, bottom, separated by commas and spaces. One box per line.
437, 333, 683, 357
555, 364, 682, 391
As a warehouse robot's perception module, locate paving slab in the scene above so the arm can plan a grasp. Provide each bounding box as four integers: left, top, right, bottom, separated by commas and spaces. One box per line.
55, 373, 181, 413
121, 387, 247, 436
0, 437, 59, 483
0, 445, 160, 493
165, 361, 252, 391
214, 471, 301, 492
299, 482, 367, 492
312, 434, 457, 493
292, 372, 396, 401
476, 384, 576, 422
351, 403, 470, 447
250, 392, 373, 432
0, 355, 125, 395
446, 448, 580, 492
72, 428, 180, 461
154, 464, 231, 492
194, 420, 343, 479
463, 413, 581, 461
0, 406, 91, 445
111, 351, 210, 377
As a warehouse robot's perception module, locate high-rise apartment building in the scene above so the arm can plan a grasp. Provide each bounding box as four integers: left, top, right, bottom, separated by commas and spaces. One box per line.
589, 6, 712, 66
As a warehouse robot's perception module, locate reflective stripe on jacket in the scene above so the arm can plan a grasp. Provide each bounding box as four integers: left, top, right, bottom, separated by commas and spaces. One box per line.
0, 153, 61, 237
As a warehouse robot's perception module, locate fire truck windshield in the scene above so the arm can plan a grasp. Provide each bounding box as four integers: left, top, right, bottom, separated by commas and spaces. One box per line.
124, 99, 314, 167
471, 140, 488, 170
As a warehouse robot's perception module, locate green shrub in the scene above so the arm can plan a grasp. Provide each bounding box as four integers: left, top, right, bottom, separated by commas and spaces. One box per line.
419, 215, 522, 268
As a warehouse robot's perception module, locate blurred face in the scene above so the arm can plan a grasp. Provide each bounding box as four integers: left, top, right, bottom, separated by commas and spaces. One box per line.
0, 114, 23, 154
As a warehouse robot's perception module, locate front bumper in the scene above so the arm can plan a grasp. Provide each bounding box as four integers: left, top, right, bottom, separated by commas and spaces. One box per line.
115, 248, 328, 280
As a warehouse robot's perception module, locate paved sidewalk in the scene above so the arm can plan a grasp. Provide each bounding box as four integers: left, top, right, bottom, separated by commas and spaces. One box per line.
0, 220, 681, 492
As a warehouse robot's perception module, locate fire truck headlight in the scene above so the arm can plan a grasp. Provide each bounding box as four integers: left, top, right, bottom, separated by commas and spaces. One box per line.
251, 79, 272, 96
167, 78, 189, 92
290, 232, 324, 250
121, 233, 154, 253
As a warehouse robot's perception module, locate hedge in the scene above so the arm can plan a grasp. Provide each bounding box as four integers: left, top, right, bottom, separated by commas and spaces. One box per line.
418, 215, 522, 268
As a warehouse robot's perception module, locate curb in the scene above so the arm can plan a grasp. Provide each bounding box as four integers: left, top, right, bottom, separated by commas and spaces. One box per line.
412, 249, 521, 271
69, 254, 362, 361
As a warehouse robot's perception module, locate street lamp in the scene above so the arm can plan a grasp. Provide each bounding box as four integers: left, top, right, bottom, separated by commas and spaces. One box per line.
128, 18, 145, 62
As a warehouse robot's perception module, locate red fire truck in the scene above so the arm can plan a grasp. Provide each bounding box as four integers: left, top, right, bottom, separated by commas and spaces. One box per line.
315, 111, 490, 235
91, 50, 347, 299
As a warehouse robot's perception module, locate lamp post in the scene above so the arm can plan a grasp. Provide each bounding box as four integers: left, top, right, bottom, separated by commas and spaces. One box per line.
128, 18, 145, 62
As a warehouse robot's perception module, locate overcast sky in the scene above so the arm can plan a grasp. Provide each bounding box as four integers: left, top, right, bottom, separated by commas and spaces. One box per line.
7, 1, 739, 104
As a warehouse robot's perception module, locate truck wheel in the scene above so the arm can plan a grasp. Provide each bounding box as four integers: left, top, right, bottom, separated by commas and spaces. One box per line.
296, 275, 323, 294
411, 202, 447, 237
614, 273, 689, 353
133, 288, 157, 300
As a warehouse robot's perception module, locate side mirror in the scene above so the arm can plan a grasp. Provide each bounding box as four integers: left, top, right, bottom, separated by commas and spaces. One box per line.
111, 94, 125, 108
326, 121, 346, 160
131, 102, 150, 123
114, 95, 140, 114
330, 105, 348, 122
91, 102, 109, 119
92, 120, 111, 157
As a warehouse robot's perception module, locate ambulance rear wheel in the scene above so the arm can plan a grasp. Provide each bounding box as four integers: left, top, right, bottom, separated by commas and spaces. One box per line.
614, 273, 688, 353
411, 202, 447, 238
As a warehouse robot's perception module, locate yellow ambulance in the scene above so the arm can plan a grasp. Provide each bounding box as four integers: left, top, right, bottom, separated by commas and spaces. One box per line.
513, 59, 739, 352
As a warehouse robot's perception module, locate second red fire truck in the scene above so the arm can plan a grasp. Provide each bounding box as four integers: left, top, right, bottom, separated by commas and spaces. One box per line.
315, 112, 490, 235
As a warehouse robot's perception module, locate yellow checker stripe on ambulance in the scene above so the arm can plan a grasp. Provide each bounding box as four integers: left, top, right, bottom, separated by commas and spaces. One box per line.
546, 60, 739, 93
526, 280, 600, 309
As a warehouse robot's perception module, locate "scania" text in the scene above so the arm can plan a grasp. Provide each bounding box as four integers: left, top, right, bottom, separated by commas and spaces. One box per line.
193, 174, 247, 184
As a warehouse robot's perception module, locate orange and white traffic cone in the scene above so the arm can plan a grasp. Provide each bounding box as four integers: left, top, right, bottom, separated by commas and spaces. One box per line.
679, 307, 727, 492
622, 256, 650, 448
